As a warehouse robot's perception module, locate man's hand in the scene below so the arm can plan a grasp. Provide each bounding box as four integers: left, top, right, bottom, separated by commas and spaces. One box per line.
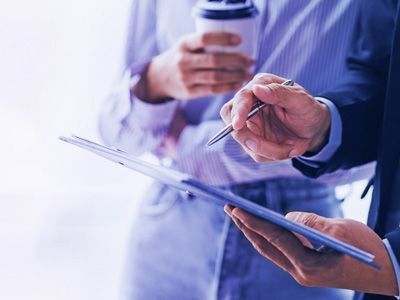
134, 32, 254, 102
224, 205, 399, 296
220, 73, 331, 162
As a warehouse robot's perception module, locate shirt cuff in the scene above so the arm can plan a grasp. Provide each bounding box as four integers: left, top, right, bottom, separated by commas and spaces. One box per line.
124, 70, 178, 130
298, 97, 342, 165
383, 238, 400, 298
129, 93, 178, 127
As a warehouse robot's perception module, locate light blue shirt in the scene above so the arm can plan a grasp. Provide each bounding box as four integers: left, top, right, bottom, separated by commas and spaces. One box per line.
100, 0, 374, 187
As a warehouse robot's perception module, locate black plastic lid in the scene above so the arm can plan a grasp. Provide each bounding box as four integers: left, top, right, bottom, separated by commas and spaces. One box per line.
193, 0, 258, 20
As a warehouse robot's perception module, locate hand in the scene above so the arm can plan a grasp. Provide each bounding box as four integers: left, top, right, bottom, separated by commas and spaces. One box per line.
220, 73, 331, 162
134, 32, 254, 102
224, 205, 398, 296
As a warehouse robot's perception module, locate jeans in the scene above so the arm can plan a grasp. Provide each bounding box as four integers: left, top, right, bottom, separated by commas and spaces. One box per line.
122, 177, 354, 300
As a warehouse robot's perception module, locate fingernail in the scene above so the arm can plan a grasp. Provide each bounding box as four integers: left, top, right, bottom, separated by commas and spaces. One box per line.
230, 35, 241, 45
224, 206, 232, 216
285, 212, 300, 221
245, 139, 257, 151
289, 149, 298, 158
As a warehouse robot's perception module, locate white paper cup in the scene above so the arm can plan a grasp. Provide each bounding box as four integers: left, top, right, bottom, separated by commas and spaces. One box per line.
193, 0, 259, 59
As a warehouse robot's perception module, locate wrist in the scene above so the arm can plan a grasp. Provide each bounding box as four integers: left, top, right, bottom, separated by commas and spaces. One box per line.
132, 57, 172, 103
308, 103, 331, 153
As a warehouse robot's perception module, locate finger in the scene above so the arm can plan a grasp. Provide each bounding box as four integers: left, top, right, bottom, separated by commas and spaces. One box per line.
231, 208, 310, 264
251, 73, 288, 85
230, 89, 256, 130
220, 102, 233, 125
230, 215, 294, 273
185, 70, 250, 85
189, 82, 243, 98
286, 212, 331, 231
187, 52, 253, 70
252, 83, 313, 113
224, 204, 235, 217
231, 127, 295, 161
180, 32, 241, 52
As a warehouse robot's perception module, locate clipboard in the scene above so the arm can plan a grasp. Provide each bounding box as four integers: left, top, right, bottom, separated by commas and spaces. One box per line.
60, 135, 380, 269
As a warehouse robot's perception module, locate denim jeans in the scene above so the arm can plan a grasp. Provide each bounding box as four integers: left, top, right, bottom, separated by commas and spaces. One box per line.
122, 178, 354, 300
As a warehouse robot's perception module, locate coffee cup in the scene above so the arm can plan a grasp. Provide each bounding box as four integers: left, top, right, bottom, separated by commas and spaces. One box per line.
193, 0, 259, 59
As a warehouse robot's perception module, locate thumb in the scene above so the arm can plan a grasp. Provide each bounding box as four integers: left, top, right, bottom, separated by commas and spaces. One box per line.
286, 212, 326, 230
286, 212, 328, 250
252, 83, 310, 113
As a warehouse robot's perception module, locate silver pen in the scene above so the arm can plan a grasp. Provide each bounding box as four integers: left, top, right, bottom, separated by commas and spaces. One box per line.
206, 79, 294, 146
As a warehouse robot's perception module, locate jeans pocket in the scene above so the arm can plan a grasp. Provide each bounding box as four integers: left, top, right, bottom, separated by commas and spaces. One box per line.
140, 182, 182, 217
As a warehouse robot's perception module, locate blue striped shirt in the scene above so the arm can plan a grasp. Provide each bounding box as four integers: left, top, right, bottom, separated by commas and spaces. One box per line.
99, 0, 375, 186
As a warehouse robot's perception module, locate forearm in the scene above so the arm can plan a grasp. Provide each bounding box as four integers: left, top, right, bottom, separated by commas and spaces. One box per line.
99, 70, 178, 155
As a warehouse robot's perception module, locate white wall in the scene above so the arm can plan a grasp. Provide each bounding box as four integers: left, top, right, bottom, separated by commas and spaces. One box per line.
0, 1, 152, 299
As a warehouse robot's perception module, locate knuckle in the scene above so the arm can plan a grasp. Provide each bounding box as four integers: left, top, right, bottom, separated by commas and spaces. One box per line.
254, 73, 268, 80
252, 241, 268, 257
236, 88, 250, 99
266, 230, 286, 246
211, 85, 222, 94
200, 32, 209, 45
178, 71, 187, 83
177, 36, 187, 49
220, 103, 230, 116
268, 83, 283, 98
209, 54, 220, 67
176, 53, 188, 69
209, 71, 219, 82
301, 213, 320, 228
325, 222, 347, 241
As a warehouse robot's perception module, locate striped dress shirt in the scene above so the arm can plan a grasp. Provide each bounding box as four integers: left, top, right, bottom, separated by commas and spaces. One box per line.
99, 0, 374, 186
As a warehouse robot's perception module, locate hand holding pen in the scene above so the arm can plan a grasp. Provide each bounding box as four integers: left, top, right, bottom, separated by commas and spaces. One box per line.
216, 73, 332, 162
207, 79, 294, 146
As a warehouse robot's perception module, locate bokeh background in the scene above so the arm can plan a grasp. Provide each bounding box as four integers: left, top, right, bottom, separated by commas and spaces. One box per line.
0, 1, 371, 299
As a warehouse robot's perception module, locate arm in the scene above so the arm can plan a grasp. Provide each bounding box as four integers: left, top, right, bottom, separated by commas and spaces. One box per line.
99, 0, 252, 157
98, 0, 176, 155
294, 0, 396, 177
219, 1, 397, 179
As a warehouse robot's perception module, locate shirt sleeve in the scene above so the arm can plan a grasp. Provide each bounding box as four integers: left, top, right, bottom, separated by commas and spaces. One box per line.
383, 238, 400, 298
99, 70, 178, 155
99, 0, 179, 155
175, 116, 374, 186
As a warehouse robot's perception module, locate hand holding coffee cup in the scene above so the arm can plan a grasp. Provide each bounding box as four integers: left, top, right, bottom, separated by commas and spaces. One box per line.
193, 0, 259, 59
133, 31, 254, 102
133, 0, 258, 102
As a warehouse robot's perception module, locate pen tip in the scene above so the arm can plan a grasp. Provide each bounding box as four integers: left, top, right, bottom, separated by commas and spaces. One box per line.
206, 138, 217, 147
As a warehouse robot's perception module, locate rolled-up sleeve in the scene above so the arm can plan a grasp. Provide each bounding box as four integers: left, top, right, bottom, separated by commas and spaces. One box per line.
99, 0, 179, 155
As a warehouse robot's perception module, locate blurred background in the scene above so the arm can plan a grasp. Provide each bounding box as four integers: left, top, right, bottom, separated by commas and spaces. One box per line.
0, 0, 371, 299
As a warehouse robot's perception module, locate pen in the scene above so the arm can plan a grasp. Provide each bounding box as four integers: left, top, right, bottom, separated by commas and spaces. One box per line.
206, 79, 294, 146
